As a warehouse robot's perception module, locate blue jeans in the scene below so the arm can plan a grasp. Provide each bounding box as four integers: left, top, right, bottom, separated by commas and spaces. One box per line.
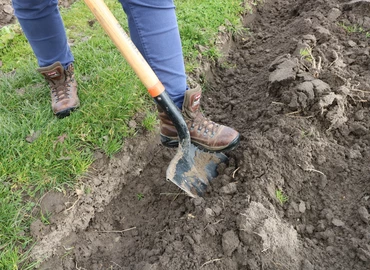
12, 0, 187, 108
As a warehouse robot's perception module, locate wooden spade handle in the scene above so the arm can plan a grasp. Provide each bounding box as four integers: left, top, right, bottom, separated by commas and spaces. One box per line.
84, 0, 165, 97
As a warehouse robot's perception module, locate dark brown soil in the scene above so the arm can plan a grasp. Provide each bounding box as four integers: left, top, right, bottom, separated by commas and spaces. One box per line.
6, 0, 370, 269
0, 0, 76, 28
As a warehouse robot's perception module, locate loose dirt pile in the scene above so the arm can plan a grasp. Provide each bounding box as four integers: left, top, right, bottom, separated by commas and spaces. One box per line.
0, 0, 14, 27
6, 0, 370, 269
0, 0, 76, 28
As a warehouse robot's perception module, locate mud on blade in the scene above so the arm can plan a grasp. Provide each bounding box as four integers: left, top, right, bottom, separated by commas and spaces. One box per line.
166, 144, 228, 198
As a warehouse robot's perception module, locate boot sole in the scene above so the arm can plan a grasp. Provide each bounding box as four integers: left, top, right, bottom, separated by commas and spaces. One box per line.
160, 134, 240, 153
55, 106, 79, 118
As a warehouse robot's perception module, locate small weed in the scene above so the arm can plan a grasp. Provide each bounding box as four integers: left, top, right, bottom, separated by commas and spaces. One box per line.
300, 47, 313, 62
40, 211, 51, 225
276, 189, 289, 205
338, 22, 369, 38
137, 193, 144, 201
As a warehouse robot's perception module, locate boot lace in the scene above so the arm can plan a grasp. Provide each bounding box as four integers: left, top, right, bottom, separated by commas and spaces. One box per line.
49, 70, 74, 103
189, 111, 220, 137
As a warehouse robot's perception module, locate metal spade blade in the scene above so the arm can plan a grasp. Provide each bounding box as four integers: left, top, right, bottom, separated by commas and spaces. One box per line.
166, 143, 228, 197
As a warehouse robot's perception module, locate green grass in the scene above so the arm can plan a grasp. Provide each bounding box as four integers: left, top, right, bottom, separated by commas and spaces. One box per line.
0, 0, 249, 268
176, 0, 244, 64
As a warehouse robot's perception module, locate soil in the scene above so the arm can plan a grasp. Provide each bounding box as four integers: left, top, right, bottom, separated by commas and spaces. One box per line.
3, 0, 370, 269
0, 0, 14, 27
0, 0, 76, 28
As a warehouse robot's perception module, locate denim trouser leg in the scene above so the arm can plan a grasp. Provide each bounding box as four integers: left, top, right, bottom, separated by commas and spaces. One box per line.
119, 0, 187, 108
12, 0, 74, 68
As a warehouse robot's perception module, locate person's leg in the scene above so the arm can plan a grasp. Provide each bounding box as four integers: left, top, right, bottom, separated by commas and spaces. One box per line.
118, 0, 186, 109
12, 0, 79, 117
12, 0, 73, 68
119, 0, 240, 152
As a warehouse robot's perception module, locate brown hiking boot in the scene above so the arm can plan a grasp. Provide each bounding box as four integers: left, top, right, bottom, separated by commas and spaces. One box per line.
38, 61, 80, 118
158, 85, 240, 152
